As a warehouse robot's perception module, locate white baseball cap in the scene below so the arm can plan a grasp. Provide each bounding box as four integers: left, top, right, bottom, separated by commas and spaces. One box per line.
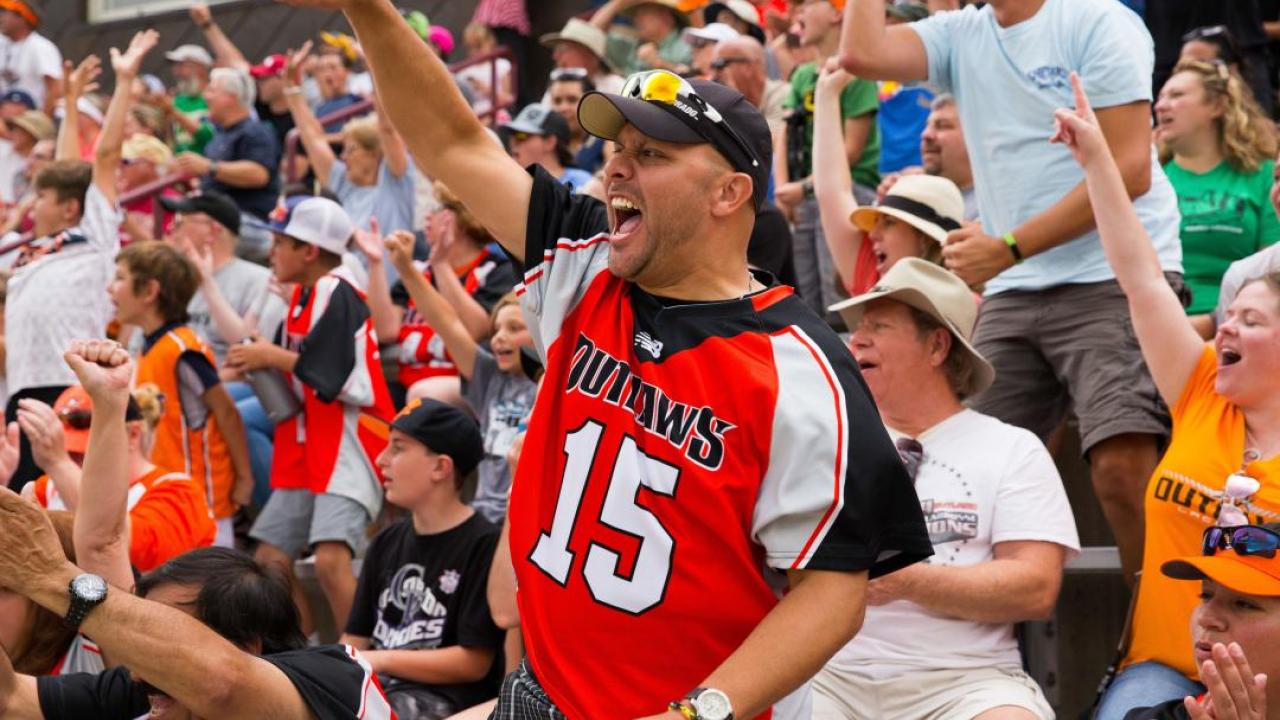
280, 197, 354, 256
682, 22, 740, 47
165, 44, 214, 66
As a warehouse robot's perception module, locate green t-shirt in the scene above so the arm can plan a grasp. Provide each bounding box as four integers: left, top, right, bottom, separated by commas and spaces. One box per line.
606, 29, 693, 76
784, 62, 880, 188
173, 93, 214, 155
1164, 158, 1280, 314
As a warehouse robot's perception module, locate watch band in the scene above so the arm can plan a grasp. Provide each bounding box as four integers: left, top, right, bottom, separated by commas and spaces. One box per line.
668, 700, 698, 720
65, 575, 107, 630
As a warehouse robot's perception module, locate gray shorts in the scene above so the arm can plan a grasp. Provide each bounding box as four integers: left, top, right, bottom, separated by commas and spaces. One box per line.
248, 489, 370, 557
812, 664, 1054, 720
968, 277, 1178, 454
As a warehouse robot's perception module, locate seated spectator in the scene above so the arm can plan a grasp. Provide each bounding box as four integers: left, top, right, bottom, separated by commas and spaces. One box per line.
173, 67, 281, 263
682, 22, 740, 79
779, 0, 880, 321
1180, 24, 1274, 116
0, 88, 33, 118
875, 3, 931, 175
2, 32, 145, 491
502, 104, 593, 192
539, 17, 625, 94
312, 40, 365, 133
704, 0, 768, 43
283, 43, 414, 277
0, 510, 90, 675
228, 196, 394, 637
819, 258, 1077, 720
340, 398, 505, 719
0, 495, 394, 719
546, 69, 605, 175
117, 134, 176, 244
1126, 523, 1280, 720
711, 35, 787, 137
0, 108, 52, 204
1155, 59, 1278, 332
379, 230, 536, 522
162, 43, 215, 154
357, 182, 517, 409
814, 63, 962, 296
592, 0, 693, 76
165, 190, 284, 509
1052, 74, 1280, 720
0, 0, 61, 117
186, 3, 296, 149
457, 23, 514, 120
110, 241, 254, 548
15, 382, 217, 572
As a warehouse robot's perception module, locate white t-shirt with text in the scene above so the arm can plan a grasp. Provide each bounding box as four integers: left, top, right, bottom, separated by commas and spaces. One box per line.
0, 32, 62, 108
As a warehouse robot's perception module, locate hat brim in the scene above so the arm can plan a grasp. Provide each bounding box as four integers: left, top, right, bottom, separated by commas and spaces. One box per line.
828, 285, 995, 394
623, 2, 691, 28
850, 205, 947, 244
578, 91, 705, 145
1162, 555, 1280, 597
158, 196, 196, 213
63, 427, 89, 455
502, 120, 548, 136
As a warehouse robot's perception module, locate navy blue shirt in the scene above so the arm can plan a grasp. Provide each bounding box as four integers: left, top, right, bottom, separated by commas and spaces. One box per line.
315, 93, 365, 133
202, 116, 281, 220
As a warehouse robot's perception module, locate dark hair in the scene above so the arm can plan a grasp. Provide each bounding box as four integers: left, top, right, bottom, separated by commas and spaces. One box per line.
1182, 25, 1246, 69
11, 511, 78, 675
138, 547, 306, 655
117, 242, 201, 324
281, 234, 343, 268
908, 307, 979, 400
33, 160, 92, 210
549, 72, 596, 95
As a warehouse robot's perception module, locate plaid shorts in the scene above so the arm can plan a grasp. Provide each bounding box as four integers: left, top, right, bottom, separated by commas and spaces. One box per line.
489, 660, 567, 720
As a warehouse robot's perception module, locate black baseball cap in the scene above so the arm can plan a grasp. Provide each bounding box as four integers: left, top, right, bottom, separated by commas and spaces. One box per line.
160, 190, 241, 235
578, 74, 772, 209
390, 398, 486, 476
502, 103, 571, 149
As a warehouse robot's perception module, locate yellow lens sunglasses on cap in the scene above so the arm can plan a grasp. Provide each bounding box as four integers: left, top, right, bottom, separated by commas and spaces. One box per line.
606, 69, 761, 174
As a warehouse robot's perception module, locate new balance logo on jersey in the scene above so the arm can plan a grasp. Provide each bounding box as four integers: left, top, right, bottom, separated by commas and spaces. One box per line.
634, 331, 663, 358
567, 333, 735, 470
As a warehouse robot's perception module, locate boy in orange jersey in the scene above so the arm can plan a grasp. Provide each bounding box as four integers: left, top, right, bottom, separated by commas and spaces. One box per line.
109, 241, 253, 547
227, 196, 394, 635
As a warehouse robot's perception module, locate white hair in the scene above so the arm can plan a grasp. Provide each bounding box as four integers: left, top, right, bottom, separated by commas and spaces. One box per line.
210, 67, 256, 109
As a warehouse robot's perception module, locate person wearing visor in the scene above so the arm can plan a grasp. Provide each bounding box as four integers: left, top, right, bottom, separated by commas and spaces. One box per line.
278, 2, 933, 719
1125, 523, 1280, 720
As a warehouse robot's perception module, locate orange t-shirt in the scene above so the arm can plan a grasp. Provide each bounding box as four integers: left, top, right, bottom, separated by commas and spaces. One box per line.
1122, 345, 1280, 677
32, 466, 217, 572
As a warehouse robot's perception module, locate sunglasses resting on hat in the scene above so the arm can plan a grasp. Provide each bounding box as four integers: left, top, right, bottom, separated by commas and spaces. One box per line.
1203, 525, 1280, 559
621, 69, 761, 174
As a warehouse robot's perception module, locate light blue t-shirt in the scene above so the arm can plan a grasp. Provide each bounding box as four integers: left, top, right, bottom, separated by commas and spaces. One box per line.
911, 0, 1182, 294
330, 158, 416, 285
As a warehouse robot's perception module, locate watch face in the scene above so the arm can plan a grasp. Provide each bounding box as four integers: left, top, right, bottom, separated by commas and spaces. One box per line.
72, 574, 108, 602
694, 689, 733, 720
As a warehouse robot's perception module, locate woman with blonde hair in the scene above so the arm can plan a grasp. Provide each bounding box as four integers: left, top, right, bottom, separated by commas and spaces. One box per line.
1155, 59, 1279, 335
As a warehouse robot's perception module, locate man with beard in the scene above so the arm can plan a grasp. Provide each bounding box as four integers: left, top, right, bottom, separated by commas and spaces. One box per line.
878, 95, 978, 221
276, 1, 933, 719
162, 44, 214, 155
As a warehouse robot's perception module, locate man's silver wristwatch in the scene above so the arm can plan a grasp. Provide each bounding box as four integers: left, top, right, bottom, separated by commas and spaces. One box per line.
684, 687, 734, 720
65, 573, 108, 629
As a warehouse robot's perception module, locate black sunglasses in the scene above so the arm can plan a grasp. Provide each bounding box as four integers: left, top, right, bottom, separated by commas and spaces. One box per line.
709, 56, 752, 71
1202, 525, 1280, 559
59, 407, 92, 430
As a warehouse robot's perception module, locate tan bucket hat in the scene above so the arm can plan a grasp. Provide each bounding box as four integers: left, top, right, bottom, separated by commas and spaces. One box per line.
540, 18, 611, 66
829, 258, 995, 394
850, 174, 964, 244
624, 0, 692, 28
5, 109, 53, 141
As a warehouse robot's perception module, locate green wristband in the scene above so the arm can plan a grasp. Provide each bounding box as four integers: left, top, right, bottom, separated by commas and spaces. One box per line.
1003, 232, 1024, 263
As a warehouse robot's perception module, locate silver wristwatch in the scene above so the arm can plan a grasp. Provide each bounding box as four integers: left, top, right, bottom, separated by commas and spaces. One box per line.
685, 687, 734, 720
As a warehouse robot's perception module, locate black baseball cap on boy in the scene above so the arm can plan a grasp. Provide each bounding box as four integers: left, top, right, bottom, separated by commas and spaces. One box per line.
160, 190, 242, 235
578, 72, 773, 209
502, 103, 572, 150
390, 398, 486, 477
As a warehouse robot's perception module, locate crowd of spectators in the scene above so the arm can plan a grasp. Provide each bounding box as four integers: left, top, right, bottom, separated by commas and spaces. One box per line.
0, 0, 1278, 718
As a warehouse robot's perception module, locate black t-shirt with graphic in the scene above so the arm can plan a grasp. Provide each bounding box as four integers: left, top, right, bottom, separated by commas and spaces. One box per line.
345, 512, 505, 709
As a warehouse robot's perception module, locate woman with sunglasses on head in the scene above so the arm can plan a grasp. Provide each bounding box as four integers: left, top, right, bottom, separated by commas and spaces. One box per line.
4, 380, 217, 573
1126, 523, 1280, 720
1053, 72, 1280, 720
1155, 58, 1278, 337
1179, 25, 1274, 116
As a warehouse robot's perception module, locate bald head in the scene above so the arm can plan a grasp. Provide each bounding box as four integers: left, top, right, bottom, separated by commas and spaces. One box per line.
712, 37, 766, 106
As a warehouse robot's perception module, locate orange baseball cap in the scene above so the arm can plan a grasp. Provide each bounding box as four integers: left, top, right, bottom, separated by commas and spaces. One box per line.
52, 385, 144, 455
0, 0, 38, 28
1162, 524, 1280, 597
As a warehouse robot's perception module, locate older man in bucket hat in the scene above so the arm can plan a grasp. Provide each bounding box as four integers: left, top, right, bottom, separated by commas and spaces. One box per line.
818, 258, 1080, 720
272, 0, 935, 717
540, 17, 625, 94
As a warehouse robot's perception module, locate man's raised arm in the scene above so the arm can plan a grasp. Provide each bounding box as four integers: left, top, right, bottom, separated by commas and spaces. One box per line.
839, 0, 928, 81
280, 0, 531, 261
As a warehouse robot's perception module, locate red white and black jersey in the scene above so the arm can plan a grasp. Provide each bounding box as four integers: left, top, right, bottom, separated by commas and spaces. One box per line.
36, 644, 396, 720
510, 167, 932, 720
272, 266, 394, 519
